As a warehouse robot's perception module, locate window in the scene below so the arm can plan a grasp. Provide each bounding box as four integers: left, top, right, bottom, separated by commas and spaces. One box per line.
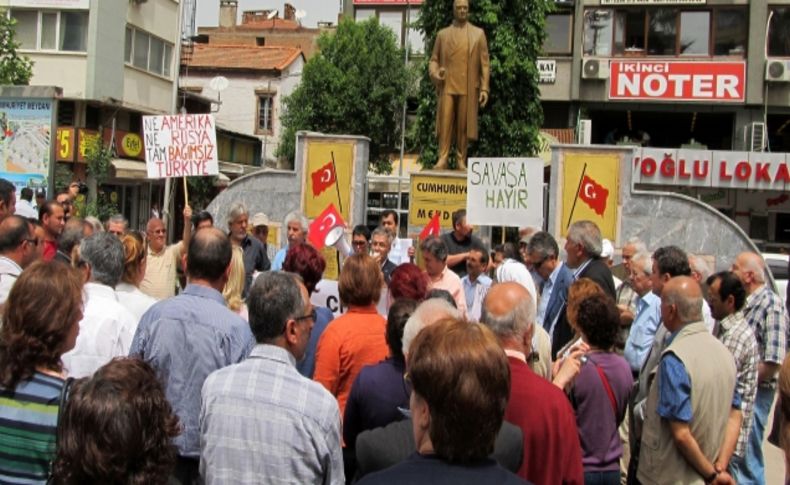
257, 95, 274, 133
407, 8, 424, 55
646, 9, 677, 55
713, 9, 747, 56
768, 7, 790, 57
585, 7, 747, 58
583, 10, 613, 56
12, 11, 38, 49
355, 9, 375, 22
59, 11, 88, 51
125, 26, 175, 78
41, 13, 57, 50
544, 13, 573, 54
379, 11, 403, 43
680, 11, 709, 55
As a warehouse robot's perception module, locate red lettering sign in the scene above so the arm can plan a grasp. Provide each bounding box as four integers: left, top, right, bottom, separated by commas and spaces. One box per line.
609, 62, 745, 102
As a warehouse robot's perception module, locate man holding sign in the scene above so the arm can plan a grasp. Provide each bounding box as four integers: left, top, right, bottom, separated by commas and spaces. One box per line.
140, 205, 193, 300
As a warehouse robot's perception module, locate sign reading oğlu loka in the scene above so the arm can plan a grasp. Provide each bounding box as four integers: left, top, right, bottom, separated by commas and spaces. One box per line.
466, 158, 544, 227
609, 61, 745, 102
143, 114, 219, 179
633, 148, 790, 191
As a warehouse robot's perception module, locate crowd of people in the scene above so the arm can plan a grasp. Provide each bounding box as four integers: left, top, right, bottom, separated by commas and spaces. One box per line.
0, 177, 788, 485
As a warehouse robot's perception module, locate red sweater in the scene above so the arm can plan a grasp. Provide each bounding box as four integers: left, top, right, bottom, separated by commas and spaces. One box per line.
505, 356, 584, 485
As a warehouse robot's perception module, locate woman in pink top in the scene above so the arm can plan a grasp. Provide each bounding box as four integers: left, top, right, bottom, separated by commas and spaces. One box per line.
314, 254, 388, 417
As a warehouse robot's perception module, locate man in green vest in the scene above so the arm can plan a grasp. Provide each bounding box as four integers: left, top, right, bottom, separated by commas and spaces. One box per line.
637, 276, 739, 485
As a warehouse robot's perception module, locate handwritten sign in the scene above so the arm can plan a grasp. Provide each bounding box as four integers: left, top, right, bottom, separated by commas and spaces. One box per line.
143, 114, 218, 178
466, 158, 544, 227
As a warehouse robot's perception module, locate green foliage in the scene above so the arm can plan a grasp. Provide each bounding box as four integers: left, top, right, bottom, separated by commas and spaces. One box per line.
83, 136, 118, 220
411, 0, 551, 168
277, 17, 410, 168
186, 175, 219, 211
0, 10, 33, 85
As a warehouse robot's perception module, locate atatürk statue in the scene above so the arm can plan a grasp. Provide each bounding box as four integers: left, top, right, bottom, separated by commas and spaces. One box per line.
429, 0, 490, 171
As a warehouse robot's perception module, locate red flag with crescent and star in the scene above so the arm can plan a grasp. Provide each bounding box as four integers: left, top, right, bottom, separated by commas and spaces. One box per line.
308, 203, 345, 250
419, 211, 441, 241
578, 175, 608, 216
311, 161, 337, 197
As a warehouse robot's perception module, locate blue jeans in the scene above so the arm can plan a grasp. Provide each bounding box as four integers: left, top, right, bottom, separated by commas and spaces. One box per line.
585, 470, 620, 485
737, 385, 775, 485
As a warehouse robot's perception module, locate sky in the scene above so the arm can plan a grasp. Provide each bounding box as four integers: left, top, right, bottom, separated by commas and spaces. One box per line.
195, 0, 342, 29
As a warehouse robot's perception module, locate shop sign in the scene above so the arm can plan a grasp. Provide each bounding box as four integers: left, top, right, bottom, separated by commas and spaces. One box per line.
609, 61, 745, 102
10, 0, 89, 8
0, 98, 52, 194
633, 148, 790, 191
538, 60, 556, 84
353, 0, 423, 4
55, 127, 75, 162
409, 173, 467, 228
76, 129, 101, 163
466, 158, 544, 227
601, 0, 705, 4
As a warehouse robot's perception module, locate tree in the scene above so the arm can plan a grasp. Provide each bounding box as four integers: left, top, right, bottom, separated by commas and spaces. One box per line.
0, 10, 34, 85
277, 17, 410, 171
411, 0, 551, 168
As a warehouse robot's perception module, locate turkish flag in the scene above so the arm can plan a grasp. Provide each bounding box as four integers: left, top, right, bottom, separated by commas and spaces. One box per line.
311, 161, 337, 197
578, 175, 608, 216
419, 212, 441, 241
308, 204, 345, 250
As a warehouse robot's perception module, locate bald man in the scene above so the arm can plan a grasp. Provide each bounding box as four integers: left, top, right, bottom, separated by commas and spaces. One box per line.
480, 282, 583, 485
637, 277, 738, 485
140, 205, 192, 300
730, 251, 789, 483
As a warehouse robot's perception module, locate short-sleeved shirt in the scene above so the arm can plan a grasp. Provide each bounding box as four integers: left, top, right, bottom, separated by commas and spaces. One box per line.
742, 285, 788, 379
440, 232, 484, 278
140, 241, 183, 300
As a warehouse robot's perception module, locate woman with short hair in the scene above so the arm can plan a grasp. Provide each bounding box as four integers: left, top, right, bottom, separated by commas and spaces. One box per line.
313, 254, 388, 418
357, 318, 527, 484
0, 261, 84, 483
52, 357, 180, 484
567, 295, 633, 485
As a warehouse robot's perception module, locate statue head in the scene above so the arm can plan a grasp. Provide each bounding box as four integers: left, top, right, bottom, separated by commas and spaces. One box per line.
453, 0, 469, 24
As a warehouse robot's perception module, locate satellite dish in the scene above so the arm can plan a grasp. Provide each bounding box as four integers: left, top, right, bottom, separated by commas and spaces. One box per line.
208, 76, 229, 92
266, 9, 278, 20
295, 9, 306, 20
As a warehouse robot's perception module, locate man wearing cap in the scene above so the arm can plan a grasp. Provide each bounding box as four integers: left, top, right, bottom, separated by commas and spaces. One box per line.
251, 212, 270, 252
227, 203, 270, 297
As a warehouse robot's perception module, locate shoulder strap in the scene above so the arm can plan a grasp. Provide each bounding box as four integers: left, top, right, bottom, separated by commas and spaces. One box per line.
592, 362, 618, 417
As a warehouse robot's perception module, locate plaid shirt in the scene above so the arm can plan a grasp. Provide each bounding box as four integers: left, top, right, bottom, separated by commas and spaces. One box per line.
743, 285, 789, 376
200, 344, 344, 485
715, 311, 758, 457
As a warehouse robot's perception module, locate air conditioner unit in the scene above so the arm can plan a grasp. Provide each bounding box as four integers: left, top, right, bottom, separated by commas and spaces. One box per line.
765, 59, 790, 82
748, 122, 766, 152
577, 119, 592, 145
582, 59, 609, 80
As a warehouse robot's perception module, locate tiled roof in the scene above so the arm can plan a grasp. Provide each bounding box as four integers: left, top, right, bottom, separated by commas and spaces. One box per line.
183, 44, 302, 71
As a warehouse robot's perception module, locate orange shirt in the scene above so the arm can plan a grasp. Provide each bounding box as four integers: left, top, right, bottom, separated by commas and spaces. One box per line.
313, 305, 388, 418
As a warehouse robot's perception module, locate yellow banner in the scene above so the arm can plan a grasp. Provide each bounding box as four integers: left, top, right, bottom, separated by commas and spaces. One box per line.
408, 173, 467, 229
304, 141, 355, 221
560, 151, 620, 241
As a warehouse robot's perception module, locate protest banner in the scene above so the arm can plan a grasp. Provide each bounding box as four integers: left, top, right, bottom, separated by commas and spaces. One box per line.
143, 114, 219, 179
466, 158, 544, 227
303, 140, 354, 221
408, 172, 467, 229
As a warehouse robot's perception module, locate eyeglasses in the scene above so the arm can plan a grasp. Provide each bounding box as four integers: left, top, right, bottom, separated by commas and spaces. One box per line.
295, 309, 317, 323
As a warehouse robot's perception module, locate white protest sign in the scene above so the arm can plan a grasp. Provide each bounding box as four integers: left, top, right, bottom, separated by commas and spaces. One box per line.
466, 158, 544, 227
143, 114, 219, 178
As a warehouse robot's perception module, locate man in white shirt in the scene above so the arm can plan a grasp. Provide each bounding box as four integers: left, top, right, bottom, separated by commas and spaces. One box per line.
461, 247, 492, 321
14, 188, 37, 219
381, 210, 413, 265
0, 215, 41, 306
63, 232, 138, 378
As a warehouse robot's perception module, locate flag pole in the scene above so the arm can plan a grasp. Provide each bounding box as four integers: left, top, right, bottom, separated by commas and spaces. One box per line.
566, 163, 587, 230
330, 151, 343, 214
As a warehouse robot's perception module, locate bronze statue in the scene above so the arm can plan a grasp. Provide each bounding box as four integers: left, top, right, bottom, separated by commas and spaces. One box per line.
429, 0, 490, 171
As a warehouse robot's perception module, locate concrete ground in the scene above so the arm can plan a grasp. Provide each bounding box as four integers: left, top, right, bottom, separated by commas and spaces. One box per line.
766, 401, 785, 485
